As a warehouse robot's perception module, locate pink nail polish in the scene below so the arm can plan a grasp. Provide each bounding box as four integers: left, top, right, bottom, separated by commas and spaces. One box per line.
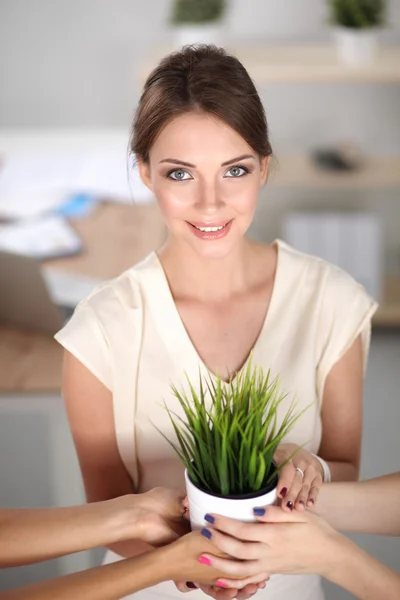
216, 581, 228, 588
198, 556, 212, 566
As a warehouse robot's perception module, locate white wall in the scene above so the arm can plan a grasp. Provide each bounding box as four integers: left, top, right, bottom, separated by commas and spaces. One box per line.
227, 0, 400, 41
1, 0, 399, 137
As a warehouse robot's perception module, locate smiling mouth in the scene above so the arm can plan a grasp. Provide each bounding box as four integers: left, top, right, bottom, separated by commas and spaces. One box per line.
189, 221, 231, 232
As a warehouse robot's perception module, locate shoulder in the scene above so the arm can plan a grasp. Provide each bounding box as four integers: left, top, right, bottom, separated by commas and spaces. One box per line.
277, 239, 366, 299
82, 251, 157, 319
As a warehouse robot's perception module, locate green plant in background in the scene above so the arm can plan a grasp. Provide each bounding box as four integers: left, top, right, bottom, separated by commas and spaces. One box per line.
171, 0, 226, 25
329, 0, 386, 29
159, 360, 309, 497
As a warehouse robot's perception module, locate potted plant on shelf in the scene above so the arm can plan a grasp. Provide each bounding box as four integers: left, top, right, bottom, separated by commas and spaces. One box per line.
159, 360, 309, 529
170, 0, 227, 48
328, 0, 386, 66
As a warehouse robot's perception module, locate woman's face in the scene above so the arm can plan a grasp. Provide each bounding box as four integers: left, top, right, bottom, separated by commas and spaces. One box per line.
139, 111, 269, 259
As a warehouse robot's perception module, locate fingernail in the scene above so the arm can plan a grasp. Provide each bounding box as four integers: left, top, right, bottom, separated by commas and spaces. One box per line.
201, 528, 212, 539
216, 581, 228, 588
253, 507, 266, 516
186, 582, 197, 589
286, 501, 294, 510
204, 513, 215, 524
198, 555, 212, 566
299, 500, 305, 506
280, 487, 287, 498
308, 498, 315, 505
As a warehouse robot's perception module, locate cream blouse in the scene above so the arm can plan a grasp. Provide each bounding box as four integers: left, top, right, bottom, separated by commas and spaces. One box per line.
55, 239, 378, 600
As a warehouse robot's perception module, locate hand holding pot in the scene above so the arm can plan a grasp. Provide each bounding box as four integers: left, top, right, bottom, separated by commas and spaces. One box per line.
117, 487, 190, 546
273, 443, 324, 511
195, 506, 340, 583
171, 531, 269, 598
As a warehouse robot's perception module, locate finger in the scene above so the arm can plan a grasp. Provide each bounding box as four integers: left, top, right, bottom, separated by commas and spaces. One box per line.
281, 465, 305, 511
307, 482, 322, 507
201, 527, 262, 560
205, 514, 264, 543
174, 581, 196, 593
235, 583, 259, 600
257, 580, 268, 590
293, 471, 315, 511
198, 584, 238, 599
253, 505, 306, 524
217, 575, 269, 590
199, 554, 261, 577
276, 461, 296, 500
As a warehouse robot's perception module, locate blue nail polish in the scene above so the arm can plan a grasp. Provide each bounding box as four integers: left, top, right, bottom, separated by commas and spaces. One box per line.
201, 528, 212, 539
204, 514, 215, 524
253, 507, 266, 516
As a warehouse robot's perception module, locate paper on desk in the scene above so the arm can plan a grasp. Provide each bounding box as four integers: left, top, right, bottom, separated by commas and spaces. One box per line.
0, 214, 83, 260
0, 150, 153, 219
74, 151, 153, 202
42, 268, 104, 308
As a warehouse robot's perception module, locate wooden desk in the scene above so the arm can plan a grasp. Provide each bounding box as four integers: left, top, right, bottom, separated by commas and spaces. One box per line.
44, 201, 166, 279
0, 201, 166, 393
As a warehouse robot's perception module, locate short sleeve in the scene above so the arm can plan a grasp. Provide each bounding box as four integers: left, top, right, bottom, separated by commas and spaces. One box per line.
316, 267, 378, 401
54, 299, 112, 391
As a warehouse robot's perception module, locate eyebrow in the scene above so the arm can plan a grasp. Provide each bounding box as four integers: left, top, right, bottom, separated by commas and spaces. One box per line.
159, 154, 256, 168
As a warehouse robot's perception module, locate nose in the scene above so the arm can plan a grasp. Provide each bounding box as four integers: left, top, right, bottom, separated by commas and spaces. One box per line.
194, 180, 224, 214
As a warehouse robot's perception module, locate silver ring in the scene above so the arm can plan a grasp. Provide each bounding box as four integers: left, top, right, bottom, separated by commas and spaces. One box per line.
295, 467, 304, 478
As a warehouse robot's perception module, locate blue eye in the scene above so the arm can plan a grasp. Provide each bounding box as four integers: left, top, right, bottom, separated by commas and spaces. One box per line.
167, 169, 192, 181
225, 166, 249, 178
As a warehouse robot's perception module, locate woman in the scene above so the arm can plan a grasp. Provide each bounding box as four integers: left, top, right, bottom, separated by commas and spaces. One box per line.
197, 473, 400, 600
55, 44, 377, 600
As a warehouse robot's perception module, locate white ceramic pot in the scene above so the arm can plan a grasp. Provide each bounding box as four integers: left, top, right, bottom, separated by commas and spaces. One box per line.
173, 23, 224, 48
185, 469, 278, 530
334, 27, 378, 67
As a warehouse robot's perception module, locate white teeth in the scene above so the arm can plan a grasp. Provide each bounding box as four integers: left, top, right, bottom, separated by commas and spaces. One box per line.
196, 225, 224, 232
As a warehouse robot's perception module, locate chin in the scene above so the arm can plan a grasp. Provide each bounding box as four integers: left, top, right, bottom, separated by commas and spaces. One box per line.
188, 238, 239, 260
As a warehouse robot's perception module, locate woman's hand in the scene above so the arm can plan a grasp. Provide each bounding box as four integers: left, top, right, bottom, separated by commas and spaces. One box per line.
274, 443, 324, 511
177, 499, 268, 599
168, 531, 269, 596
109, 487, 190, 547
195, 506, 342, 584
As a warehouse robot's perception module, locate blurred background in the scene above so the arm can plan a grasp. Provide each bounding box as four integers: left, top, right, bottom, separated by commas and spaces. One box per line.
0, 1, 399, 597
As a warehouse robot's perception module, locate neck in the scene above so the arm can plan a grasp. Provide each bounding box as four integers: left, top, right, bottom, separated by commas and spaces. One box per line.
158, 235, 270, 303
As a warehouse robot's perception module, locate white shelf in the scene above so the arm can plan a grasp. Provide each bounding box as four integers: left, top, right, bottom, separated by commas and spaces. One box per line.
235, 44, 400, 84
140, 43, 400, 85
268, 155, 400, 188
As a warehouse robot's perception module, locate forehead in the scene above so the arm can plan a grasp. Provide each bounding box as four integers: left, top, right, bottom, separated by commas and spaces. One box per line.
149, 111, 252, 162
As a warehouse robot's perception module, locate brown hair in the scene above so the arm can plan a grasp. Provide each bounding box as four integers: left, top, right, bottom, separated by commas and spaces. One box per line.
131, 44, 272, 163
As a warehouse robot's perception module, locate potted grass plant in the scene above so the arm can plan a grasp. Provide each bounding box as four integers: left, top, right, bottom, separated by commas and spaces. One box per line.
328, 0, 386, 66
159, 361, 308, 529
170, 0, 227, 48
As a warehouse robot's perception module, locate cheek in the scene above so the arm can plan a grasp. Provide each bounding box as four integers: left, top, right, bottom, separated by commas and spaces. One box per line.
153, 182, 191, 220
223, 179, 259, 214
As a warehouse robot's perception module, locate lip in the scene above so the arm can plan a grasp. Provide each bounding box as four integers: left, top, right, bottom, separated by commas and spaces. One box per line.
187, 219, 233, 241
189, 220, 230, 228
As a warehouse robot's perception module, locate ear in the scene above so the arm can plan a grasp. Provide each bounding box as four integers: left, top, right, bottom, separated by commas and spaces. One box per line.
260, 156, 270, 186
137, 159, 153, 192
